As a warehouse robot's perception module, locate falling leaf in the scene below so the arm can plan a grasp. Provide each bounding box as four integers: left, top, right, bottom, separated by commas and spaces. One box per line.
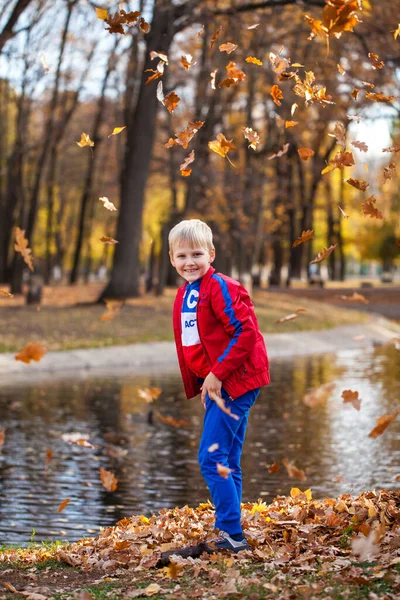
345, 178, 369, 191
361, 196, 383, 219
163, 91, 180, 114
194, 25, 205, 38
165, 121, 204, 150
366, 92, 394, 103
210, 25, 222, 49
290, 487, 312, 501
303, 382, 335, 408
95, 7, 108, 20
342, 390, 361, 411
219, 42, 237, 54
292, 230, 314, 248
368, 410, 399, 438
321, 164, 335, 175
328, 122, 346, 147
362, 80, 375, 88
208, 390, 240, 421
348, 114, 362, 123
282, 458, 306, 481
99, 467, 118, 491
210, 69, 218, 89
99, 197, 117, 211
275, 313, 299, 324
100, 237, 118, 244
382, 162, 396, 183
40, 52, 49, 73
351, 88, 359, 100
368, 52, 384, 69
145, 60, 165, 85
310, 244, 337, 265
330, 150, 355, 170
57, 498, 70, 513
181, 54, 196, 70
268, 51, 290, 73
337, 63, 345, 74
154, 410, 190, 428
100, 299, 124, 321
139, 17, 150, 33
15, 342, 47, 364
338, 205, 350, 218
45, 449, 53, 470
180, 150, 195, 176
271, 84, 283, 106
107, 126, 126, 138
247, 23, 260, 30
293, 71, 334, 107
268, 143, 290, 160
103, 10, 141, 35
138, 388, 162, 403
285, 120, 298, 128
0, 289, 13, 298
216, 463, 232, 479
268, 461, 280, 474
241, 127, 260, 150
208, 133, 236, 166
76, 133, 94, 148
0, 428, 5, 447
382, 145, 400, 153
245, 56, 262, 65
291, 103, 298, 116
352, 140, 368, 152
208, 443, 219, 453
305, 0, 361, 41
218, 61, 246, 88
337, 292, 369, 304
14, 227, 34, 271
149, 51, 169, 64
394, 23, 400, 39
351, 529, 380, 561
298, 148, 315, 161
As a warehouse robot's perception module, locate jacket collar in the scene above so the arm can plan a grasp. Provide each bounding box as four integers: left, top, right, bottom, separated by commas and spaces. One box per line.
180, 266, 215, 294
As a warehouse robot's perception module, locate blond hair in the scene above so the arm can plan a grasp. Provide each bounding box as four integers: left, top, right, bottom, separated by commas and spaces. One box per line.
168, 219, 214, 253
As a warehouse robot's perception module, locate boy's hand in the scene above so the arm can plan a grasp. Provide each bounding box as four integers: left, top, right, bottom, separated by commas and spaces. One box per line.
200, 372, 222, 409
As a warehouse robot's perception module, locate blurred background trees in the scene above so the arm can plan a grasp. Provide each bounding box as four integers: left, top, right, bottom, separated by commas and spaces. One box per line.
0, 0, 399, 299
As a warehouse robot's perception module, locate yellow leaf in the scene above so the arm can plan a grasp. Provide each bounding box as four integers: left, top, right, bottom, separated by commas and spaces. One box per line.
322, 164, 335, 175
290, 487, 312, 501
141, 515, 150, 524
245, 56, 263, 66
107, 126, 126, 138
95, 7, 108, 20
76, 133, 94, 148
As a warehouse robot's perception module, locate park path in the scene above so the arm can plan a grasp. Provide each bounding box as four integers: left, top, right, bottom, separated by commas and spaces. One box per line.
0, 315, 399, 385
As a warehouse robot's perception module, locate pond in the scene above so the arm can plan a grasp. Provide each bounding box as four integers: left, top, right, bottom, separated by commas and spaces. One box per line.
0, 345, 399, 545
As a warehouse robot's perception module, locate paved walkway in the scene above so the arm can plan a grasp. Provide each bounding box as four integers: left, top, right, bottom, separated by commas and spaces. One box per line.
1, 315, 399, 386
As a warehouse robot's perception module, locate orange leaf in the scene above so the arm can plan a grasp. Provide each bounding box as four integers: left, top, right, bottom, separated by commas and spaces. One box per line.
330, 150, 355, 169
139, 17, 150, 33
99, 467, 118, 491
154, 410, 190, 428
310, 244, 337, 264
57, 498, 70, 513
368, 52, 384, 69
352, 140, 368, 152
219, 42, 237, 54
298, 148, 315, 161
181, 54, 196, 70
292, 229, 314, 248
366, 92, 394, 103
145, 60, 165, 85
351, 88, 359, 100
216, 463, 232, 479
0, 428, 5, 447
285, 120, 298, 128
337, 292, 368, 304
368, 410, 399, 438
341, 389, 361, 411
166, 121, 204, 150
268, 461, 280, 474
15, 342, 47, 364
100, 236, 118, 244
282, 458, 306, 481
0, 288, 13, 298
304, 1, 361, 41
361, 196, 383, 219
208, 133, 236, 161
180, 150, 195, 175
241, 127, 260, 150
337, 63, 345, 74
303, 382, 335, 408
138, 387, 162, 403
268, 143, 289, 160
345, 178, 369, 191
208, 390, 240, 421
271, 84, 283, 106
163, 91, 180, 114
245, 56, 262, 66
210, 25, 222, 49
14, 226, 34, 271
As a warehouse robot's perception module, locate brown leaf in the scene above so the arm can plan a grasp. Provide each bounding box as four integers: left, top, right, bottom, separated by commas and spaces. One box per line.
208, 390, 240, 421
292, 229, 314, 248
352, 140, 368, 152
219, 42, 237, 54
268, 461, 280, 474
208, 133, 236, 164
271, 84, 283, 106
298, 148, 315, 161
342, 389, 361, 411
100, 237, 118, 244
337, 292, 369, 304
145, 60, 165, 85
0, 428, 5, 447
139, 17, 150, 33
293, 71, 334, 106
345, 178, 369, 191
361, 196, 383, 219
328, 122, 346, 147
163, 91, 180, 114
216, 463, 232, 479
99, 467, 118, 491
241, 127, 260, 150
57, 498, 71, 513
366, 92, 394, 103
368, 410, 399, 438
166, 121, 204, 150
15, 342, 47, 364
268, 51, 290, 73
14, 227, 34, 271
138, 387, 162, 403
180, 150, 195, 176
303, 382, 335, 408
268, 143, 289, 160
368, 53, 384, 69
351, 88, 359, 100
382, 145, 400, 153
181, 54, 196, 70
330, 150, 355, 170
282, 458, 306, 481
310, 244, 337, 264
154, 410, 190, 428
45, 449, 53, 470
210, 25, 222, 49
0, 288, 14, 298
382, 162, 396, 183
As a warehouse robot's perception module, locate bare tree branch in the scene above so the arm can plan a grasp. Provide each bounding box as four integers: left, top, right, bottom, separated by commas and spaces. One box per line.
0, 0, 34, 53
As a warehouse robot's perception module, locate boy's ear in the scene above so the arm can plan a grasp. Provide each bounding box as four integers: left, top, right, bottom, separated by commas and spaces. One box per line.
209, 248, 215, 263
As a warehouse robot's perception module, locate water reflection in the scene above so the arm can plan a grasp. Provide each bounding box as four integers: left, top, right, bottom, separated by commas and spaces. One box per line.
0, 346, 398, 544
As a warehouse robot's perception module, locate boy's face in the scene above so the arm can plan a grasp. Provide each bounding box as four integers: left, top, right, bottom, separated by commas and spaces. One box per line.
170, 242, 215, 283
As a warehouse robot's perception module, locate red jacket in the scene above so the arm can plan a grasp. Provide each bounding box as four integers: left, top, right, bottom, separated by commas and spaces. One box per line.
173, 266, 270, 400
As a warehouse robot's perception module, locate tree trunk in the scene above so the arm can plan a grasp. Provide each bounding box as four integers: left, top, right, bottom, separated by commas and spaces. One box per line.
0, 0, 33, 53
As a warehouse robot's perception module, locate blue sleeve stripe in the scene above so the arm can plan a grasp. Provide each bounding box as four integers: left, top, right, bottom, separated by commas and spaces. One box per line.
212, 274, 243, 363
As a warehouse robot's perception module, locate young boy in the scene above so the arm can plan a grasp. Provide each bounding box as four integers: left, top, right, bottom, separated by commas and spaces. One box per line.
169, 219, 270, 552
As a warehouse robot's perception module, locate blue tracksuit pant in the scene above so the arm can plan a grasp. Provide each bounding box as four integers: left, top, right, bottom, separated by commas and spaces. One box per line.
198, 386, 260, 535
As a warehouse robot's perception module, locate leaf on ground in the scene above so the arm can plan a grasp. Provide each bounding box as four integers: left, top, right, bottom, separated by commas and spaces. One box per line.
361, 196, 383, 219
290, 487, 312, 501
14, 227, 34, 271
99, 197, 117, 211
337, 292, 369, 304
368, 410, 399, 438
15, 342, 47, 364
351, 528, 380, 561
293, 230, 314, 247
282, 458, 306, 481
303, 382, 335, 408
57, 498, 71, 513
310, 244, 337, 264
99, 467, 118, 491
100, 299, 124, 321
341, 389, 361, 411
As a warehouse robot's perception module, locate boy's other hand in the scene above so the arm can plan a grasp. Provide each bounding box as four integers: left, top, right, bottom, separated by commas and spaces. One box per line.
200, 372, 222, 409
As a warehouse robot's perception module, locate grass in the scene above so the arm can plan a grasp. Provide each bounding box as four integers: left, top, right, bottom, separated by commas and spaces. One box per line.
0, 283, 369, 353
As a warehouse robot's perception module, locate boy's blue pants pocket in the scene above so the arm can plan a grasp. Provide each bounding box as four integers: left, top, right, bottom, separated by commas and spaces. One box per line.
198, 387, 259, 535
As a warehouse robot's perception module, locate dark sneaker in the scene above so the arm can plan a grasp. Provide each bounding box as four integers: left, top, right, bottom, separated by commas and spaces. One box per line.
209, 530, 250, 553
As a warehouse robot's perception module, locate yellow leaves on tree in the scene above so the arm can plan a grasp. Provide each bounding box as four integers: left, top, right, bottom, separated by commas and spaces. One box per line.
99, 467, 118, 491
298, 148, 315, 161
245, 56, 263, 66
14, 227, 34, 271
292, 229, 314, 247
361, 196, 383, 219
165, 121, 204, 150
310, 244, 337, 264
108, 126, 126, 138
208, 133, 236, 167
180, 150, 195, 177
76, 133, 94, 148
368, 409, 399, 439
342, 389, 361, 411
345, 178, 369, 191
305, 0, 362, 42
219, 42, 238, 54
271, 84, 283, 106
241, 127, 260, 150
15, 342, 47, 364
